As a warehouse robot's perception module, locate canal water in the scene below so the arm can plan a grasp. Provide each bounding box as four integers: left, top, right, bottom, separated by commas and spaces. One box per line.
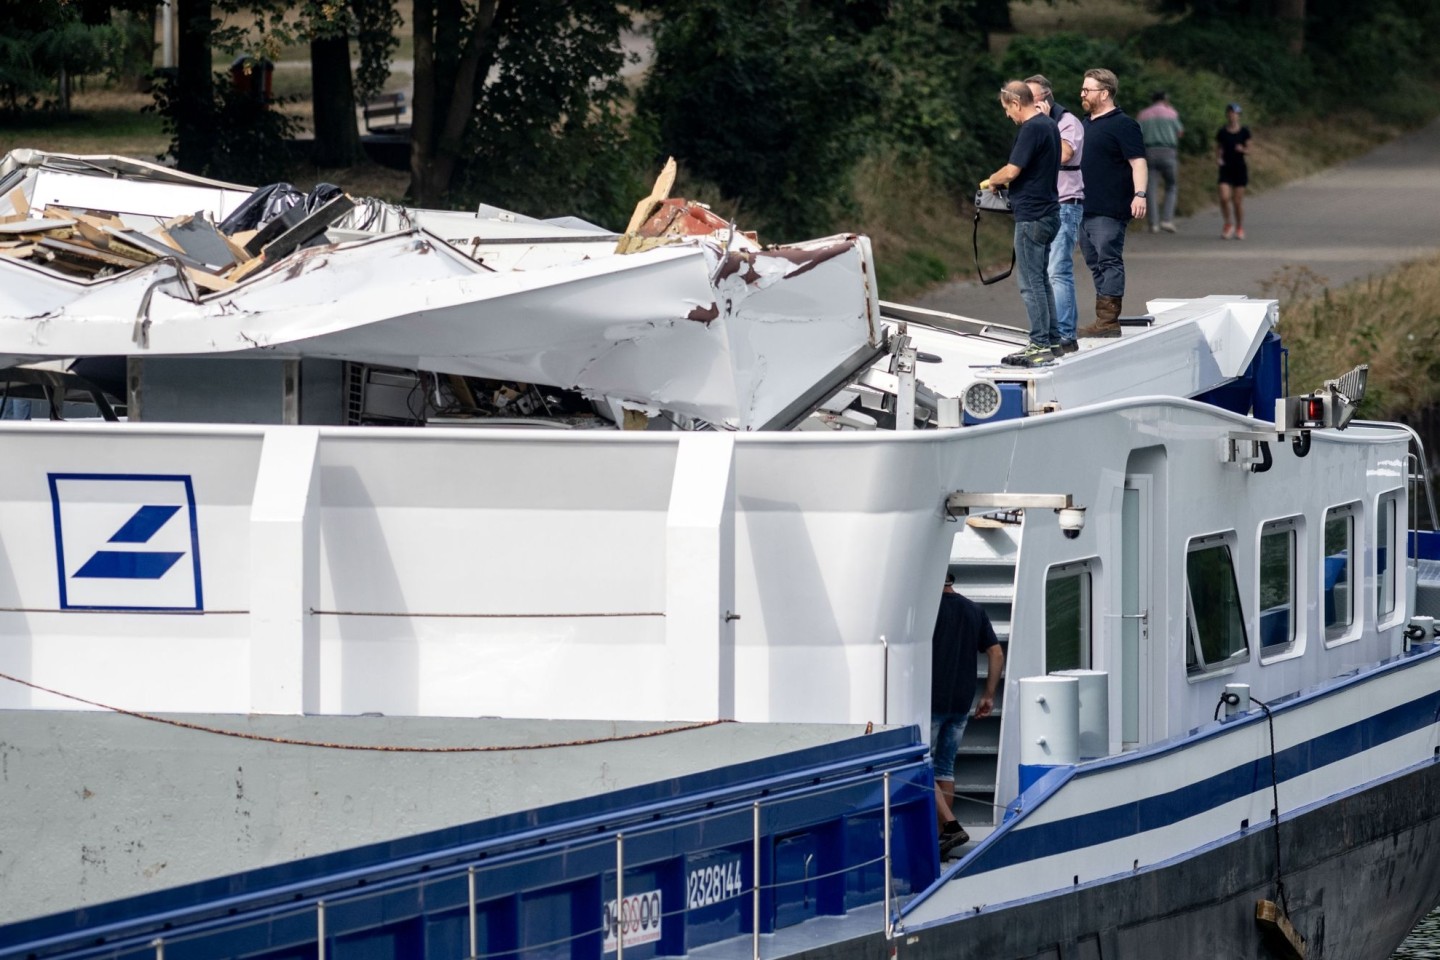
1397, 908, 1440, 957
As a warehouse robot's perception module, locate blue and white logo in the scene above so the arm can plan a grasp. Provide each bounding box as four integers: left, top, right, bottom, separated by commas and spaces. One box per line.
49, 474, 203, 611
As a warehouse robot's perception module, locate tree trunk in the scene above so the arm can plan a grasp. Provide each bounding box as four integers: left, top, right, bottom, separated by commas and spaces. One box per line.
1275, 0, 1305, 53
408, 0, 500, 206
310, 33, 363, 168
408, 0, 437, 201
175, 0, 214, 174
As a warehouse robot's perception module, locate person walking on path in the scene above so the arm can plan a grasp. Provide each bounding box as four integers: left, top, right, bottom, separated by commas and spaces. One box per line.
1076, 68, 1148, 338
932, 572, 1004, 858
1137, 90, 1183, 233
1217, 102, 1252, 240
1027, 74, 1084, 354
982, 80, 1062, 366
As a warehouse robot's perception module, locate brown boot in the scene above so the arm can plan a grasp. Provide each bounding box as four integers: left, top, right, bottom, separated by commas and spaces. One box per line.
1077, 295, 1123, 338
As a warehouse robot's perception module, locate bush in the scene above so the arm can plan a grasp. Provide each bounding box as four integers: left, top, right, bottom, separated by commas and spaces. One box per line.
1135, 19, 1312, 115
149, 67, 299, 185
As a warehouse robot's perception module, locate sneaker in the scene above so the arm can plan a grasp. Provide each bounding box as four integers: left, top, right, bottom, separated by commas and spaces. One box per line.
1160, 221, 1177, 233
1235, 227, 1246, 240
1001, 342, 1055, 366
1149, 224, 1160, 234
1221, 224, 1235, 240
1059, 339, 1079, 354
940, 826, 971, 859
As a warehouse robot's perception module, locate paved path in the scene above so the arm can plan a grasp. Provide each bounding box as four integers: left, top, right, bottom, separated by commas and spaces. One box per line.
916, 116, 1440, 323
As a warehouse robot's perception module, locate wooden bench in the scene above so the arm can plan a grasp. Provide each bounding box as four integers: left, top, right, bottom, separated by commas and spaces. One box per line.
363, 92, 408, 133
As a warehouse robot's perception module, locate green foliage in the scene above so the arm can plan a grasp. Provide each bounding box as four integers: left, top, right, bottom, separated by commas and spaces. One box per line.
638, 0, 882, 240
454, 0, 644, 230
0, 1, 141, 111
149, 67, 299, 184
999, 33, 1143, 105
862, 1, 1008, 193
1135, 18, 1310, 115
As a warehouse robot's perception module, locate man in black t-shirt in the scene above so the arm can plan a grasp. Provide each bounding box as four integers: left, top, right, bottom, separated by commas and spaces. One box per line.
932, 572, 1004, 857
982, 80, 1061, 367
1076, 68, 1148, 338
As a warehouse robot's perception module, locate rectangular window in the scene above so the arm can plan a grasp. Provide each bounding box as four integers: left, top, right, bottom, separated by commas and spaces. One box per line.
1186, 537, 1249, 675
1259, 519, 1298, 656
1324, 505, 1356, 640
1378, 494, 1398, 620
1046, 565, 1091, 672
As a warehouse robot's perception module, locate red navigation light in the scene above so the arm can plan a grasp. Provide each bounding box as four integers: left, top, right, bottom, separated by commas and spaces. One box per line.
1305, 397, 1325, 423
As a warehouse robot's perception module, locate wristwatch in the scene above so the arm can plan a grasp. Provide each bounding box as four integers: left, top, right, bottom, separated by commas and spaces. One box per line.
1134, 191, 1147, 198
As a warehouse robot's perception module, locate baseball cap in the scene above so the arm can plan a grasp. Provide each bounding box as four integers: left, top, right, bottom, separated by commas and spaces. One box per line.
1227, 102, 1242, 113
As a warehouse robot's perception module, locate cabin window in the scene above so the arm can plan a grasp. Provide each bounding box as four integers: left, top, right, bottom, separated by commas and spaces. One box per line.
1259, 518, 1299, 657
1324, 504, 1358, 641
1378, 493, 1399, 621
1045, 563, 1092, 672
1186, 537, 1249, 675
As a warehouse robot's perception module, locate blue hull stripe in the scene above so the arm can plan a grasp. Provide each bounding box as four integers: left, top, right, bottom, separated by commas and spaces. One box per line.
961, 688, 1440, 875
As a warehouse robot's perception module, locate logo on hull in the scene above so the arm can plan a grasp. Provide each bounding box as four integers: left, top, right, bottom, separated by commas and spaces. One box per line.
49, 474, 203, 611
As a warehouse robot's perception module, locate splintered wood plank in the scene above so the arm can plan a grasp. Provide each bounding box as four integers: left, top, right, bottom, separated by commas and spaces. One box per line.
0, 218, 77, 235
39, 237, 151, 270
185, 266, 235, 292
0, 243, 37, 258
6, 187, 29, 217
227, 255, 270, 283
621, 156, 677, 238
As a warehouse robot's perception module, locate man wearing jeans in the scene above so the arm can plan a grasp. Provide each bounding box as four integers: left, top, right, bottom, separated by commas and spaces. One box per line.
1077, 68, 1148, 338
932, 572, 1003, 858
983, 80, 1061, 367
1137, 90, 1183, 233
1026, 74, 1083, 354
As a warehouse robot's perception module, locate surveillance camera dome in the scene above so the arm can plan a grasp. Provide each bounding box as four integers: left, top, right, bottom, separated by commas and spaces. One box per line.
1057, 506, 1085, 540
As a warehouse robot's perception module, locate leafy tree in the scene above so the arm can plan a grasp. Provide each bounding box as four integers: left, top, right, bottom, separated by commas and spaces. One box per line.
638, 0, 1006, 241
0, 0, 149, 112
408, 0, 636, 215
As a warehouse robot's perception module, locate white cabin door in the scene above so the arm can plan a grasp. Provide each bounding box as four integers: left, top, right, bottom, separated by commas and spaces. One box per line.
1120, 476, 1152, 748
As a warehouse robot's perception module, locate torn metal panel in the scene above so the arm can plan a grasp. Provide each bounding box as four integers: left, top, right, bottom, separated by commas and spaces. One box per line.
0, 150, 883, 431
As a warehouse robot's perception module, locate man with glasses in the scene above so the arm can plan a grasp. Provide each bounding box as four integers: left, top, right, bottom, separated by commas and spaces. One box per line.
1076, 68, 1148, 338
981, 80, 1062, 367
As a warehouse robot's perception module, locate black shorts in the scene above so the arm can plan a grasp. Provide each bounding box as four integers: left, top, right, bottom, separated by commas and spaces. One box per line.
1218, 165, 1248, 187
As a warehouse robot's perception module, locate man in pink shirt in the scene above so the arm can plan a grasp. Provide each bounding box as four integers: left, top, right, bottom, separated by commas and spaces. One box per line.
1136, 90, 1184, 233
1026, 75, 1083, 353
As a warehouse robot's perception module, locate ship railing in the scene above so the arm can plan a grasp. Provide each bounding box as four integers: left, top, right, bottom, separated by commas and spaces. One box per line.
60, 771, 941, 960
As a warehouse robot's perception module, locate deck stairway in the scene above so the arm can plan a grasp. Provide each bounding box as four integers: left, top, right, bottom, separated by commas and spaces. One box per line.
945, 518, 1021, 830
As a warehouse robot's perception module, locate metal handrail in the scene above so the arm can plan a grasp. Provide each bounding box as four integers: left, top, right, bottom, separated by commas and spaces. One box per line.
1352, 420, 1438, 534
37, 765, 927, 960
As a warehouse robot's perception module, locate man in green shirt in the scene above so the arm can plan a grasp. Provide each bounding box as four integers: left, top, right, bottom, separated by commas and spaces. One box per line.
1137, 91, 1184, 233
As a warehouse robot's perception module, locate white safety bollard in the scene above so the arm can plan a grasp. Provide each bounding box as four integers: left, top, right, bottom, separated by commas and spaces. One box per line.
1018, 675, 1079, 793
1051, 669, 1110, 759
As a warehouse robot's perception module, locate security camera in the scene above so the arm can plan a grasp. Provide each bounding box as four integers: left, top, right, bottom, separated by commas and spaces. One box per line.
1057, 507, 1085, 540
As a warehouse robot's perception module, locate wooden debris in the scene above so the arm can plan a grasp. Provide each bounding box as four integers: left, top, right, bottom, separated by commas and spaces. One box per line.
7, 186, 30, 218
39, 237, 152, 272
167, 213, 239, 270
0, 244, 37, 258
1256, 900, 1306, 960
226, 255, 271, 284
0, 218, 76, 236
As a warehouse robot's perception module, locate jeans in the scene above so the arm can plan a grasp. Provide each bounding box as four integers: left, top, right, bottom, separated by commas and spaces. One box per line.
1079, 214, 1128, 299
1015, 213, 1059, 347
1146, 148, 1179, 227
1048, 203, 1083, 342
930, 711, 971, 781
